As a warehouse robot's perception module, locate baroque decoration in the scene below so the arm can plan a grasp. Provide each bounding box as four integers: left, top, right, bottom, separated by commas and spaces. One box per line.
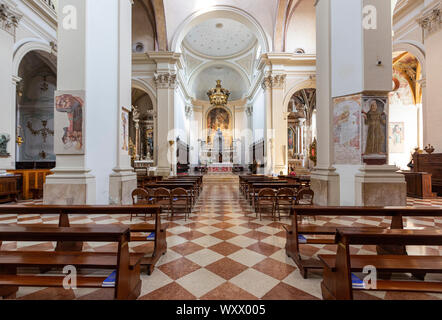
207, 80, 230, 106
0, 2, 22, 37
418, 5, 441, 37
154, 73, 177, 89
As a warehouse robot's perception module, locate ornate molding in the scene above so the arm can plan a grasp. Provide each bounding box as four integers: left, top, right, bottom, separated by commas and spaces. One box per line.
261, 74, 287, 90
245, 104, 254, 117
0, 2, 22, 38
185, 104, 193, 119
418, 3, 441, 37
154, 73, 177, 89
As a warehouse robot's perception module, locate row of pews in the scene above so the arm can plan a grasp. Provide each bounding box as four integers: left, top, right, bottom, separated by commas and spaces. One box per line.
239, 175, 313, 220
134, 175, 203, 220
0, 205, 167, 300
284, 206, 442, 299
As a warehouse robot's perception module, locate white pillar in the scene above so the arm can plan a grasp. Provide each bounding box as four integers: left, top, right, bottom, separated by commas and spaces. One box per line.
150, 52, 181, 176
0, 1, 21, 172
310, 0, 340, 206
45, 0, 132, 204
315, 0, 405, 206
109, 0, 137, 205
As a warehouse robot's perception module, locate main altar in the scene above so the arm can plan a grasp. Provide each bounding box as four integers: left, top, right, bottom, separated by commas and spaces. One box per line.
199, 80, 238, 174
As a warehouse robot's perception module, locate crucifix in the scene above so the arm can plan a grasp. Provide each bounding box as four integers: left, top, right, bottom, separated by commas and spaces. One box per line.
26, 120, 54, 143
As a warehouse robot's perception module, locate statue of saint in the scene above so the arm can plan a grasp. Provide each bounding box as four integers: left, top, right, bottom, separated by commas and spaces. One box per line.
0, 134, 10, 156
363, 100, 386, 155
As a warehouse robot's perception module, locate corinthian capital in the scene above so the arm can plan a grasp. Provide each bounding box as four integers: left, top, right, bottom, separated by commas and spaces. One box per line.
0, 2, 22, 37
418, 3, 441, 37
154, 73, 177, 89
261, 74, 287, 90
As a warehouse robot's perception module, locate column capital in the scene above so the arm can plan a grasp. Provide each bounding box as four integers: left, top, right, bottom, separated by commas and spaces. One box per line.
261, 74, 287, 90
245, 104, 254, 117
0, 1, 22, 37
418, 77, 427, 88
185, 104, 193, 119
418, 3, 441, 38
154, 72, 177, 89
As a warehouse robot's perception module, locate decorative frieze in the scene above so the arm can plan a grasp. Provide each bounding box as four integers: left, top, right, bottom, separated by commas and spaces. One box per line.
261, 74, 287, 90
154, 73, 177, 89
0, 2, 22, 37
418, 3, 441, 37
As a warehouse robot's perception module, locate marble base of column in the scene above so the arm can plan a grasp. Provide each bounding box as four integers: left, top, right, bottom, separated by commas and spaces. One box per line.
310, 166, 340, 206
355, 165, 406, 206
44, 169, 96, 205
109, 168, 137, 205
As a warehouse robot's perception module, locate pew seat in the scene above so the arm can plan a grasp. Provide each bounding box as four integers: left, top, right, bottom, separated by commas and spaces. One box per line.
0, 225, 144, 300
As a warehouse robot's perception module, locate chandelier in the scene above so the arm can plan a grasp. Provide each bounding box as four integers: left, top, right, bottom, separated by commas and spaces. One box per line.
207, 80, 230, 106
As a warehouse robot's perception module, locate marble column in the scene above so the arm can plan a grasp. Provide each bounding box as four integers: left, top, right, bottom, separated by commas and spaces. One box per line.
419, 2, 442, 150
0, 1, 21, 171
150, 52, 182, 176
314, 0, 405, 206
45, 0, 133, 204
311, 0, 340, 206
109, 0, 137, 205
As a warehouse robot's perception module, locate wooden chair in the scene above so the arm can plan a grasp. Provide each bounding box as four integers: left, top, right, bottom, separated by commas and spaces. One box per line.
170, 188, 191, 221
152, 188, 171, 215
296, 188, 314, 205
256, 188, 276, 221
276, 188, 295, 220
131, 188, 152, 221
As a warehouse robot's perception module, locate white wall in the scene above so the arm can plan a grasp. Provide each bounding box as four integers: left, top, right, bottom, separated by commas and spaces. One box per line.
85, 0, 119, 204
174, 87, 188, 143
285, 0, 316, 54
252, 89, 265, 142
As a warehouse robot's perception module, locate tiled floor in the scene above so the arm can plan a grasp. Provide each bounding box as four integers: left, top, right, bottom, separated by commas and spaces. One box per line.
0, 175, 441, 300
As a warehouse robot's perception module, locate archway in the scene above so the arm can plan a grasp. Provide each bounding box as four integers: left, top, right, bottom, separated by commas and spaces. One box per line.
389, 51, 423, 169
286, 88, 316, 173
131, 87, 156, 167
15, 50, 57, 169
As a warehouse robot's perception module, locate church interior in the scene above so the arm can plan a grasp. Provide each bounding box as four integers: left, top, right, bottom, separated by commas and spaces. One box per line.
0, 0, 441, 303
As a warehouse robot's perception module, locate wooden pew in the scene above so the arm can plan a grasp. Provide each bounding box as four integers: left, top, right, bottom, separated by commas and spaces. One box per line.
0, 205, 166, 275
319, 229, 442, 300
0, 225, 143, 300
285, 206, 442, 278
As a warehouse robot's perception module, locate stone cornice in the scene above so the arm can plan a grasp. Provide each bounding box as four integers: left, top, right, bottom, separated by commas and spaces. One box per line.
258, 53, 316, 71
23, 0, 57, 29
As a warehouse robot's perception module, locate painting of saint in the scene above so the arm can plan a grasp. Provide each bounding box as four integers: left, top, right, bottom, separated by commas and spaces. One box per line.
389, 122, 405, 153
55, 92, 85, 154
207, 108, 230, 143
288, 127, 294, 151
362, 99, 387, 155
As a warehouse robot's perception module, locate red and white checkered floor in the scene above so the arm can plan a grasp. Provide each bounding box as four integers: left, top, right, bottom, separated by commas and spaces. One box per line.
0, 177, 441, 300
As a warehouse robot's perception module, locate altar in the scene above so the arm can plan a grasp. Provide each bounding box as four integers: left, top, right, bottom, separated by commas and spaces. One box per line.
208, 163, 233, 174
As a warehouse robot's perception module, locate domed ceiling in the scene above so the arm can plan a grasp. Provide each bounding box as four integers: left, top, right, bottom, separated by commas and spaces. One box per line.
184, 18, 256, 58
192, 65, 248, 101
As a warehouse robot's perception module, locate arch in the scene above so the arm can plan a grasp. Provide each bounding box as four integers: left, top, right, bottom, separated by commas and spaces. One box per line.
283, 78, 316, 110
131, 78, 157, 111
170, 5, 271, 55
13, 40, 55, 77
188, 60, 251, 87
393, 40, 426, 77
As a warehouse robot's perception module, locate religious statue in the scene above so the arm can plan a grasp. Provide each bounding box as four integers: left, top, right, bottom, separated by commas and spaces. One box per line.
132, 105, 141, 121
362, 100, 386, 155
0, 134, 11, 156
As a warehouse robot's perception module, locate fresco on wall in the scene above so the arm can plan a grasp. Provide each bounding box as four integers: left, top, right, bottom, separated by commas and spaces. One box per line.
333, 95, 361, 164
361, 97, 388, 157
54, 91, 85, 155
389, 122, 405, 154
207, 107, 231, 145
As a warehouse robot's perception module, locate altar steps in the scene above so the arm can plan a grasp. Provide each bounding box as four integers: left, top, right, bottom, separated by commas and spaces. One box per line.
203, 174, 239, 184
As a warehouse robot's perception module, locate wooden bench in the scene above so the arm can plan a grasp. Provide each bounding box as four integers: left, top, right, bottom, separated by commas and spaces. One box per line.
0, 225, 143, 300
285, 206, 442, 278
319, 229, 442, 300
0, 205, 166, 275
